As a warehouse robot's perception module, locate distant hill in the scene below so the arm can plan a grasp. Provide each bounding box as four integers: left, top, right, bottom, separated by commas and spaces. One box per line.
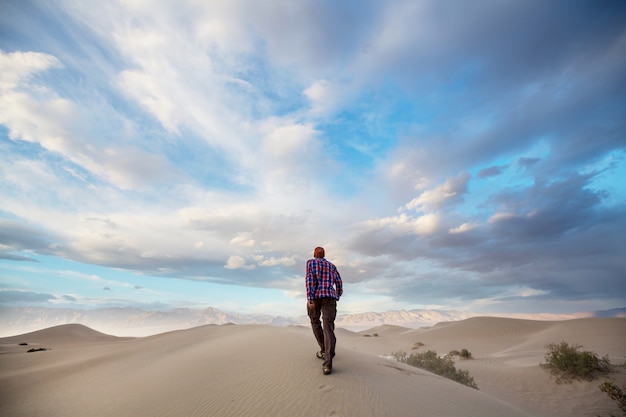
590, 307, 626, 317
0, 323, 124, 344
0, 306, 298, 337
335, 309, 475, 330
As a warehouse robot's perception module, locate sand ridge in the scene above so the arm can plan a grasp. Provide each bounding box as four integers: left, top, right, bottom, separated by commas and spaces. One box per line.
1, 318, 624, 417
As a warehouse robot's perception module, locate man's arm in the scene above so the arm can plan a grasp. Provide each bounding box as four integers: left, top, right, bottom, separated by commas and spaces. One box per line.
305, 259, 316, 301
334, 266, 343, 299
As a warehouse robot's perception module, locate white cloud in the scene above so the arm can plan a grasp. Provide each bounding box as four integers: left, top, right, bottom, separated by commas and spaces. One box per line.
225, 255, 255, 270
0, 50, 180, 190
256, 255, 297, 267
449, 223, 478, 234
194, 5, 253, 53
230, 233, 256, 247
488, 212, 518, 224
117, 70, 182, 134
257, 120, 328, 191
0, 50, 61, 90
303, 79, 344, 115
362, 212, 440, 237
262, 123, 317, 159
405, 172, 471, 212
413, 213, 440, 235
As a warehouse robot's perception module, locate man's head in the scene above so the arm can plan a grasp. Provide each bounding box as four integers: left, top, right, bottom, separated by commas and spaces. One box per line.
314, 247, 325, 258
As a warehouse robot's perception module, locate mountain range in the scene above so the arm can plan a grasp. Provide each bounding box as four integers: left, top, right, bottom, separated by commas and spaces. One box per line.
1, 306, 624, 337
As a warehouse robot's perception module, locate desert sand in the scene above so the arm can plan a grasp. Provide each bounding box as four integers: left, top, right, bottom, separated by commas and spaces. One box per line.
1, 317, 624, 417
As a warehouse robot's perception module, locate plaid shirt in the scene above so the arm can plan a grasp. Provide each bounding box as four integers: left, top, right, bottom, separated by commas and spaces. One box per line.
306, 257, 343, 301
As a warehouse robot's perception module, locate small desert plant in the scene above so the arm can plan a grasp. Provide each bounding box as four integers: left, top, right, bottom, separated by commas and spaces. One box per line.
542, 341, 610, 382
392, 350, 478, 389
27, 347, 48, 353
412, 341, 425, 350
447, 348, 472, 359
599, 381, 626, 417
19, 342, 28, 346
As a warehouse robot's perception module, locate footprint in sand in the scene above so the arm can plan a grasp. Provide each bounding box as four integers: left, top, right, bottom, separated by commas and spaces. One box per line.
318, 384, 333, 392
328, 411, 343, 416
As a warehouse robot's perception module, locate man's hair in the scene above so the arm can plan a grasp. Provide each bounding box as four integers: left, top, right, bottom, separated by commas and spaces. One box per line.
314, 247, 325, 258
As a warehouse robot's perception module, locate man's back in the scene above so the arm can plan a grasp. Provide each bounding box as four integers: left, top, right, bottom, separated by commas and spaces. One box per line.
306, 257, 342, 300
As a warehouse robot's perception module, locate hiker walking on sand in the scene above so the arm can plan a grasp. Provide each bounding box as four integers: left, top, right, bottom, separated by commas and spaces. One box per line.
306, 246, 343, 375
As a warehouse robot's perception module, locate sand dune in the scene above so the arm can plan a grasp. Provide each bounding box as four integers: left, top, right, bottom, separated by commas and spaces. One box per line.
1, 318, 624, 417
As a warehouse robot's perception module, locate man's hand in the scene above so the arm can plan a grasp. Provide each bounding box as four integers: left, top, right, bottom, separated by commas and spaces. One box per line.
307, 300, 315, 309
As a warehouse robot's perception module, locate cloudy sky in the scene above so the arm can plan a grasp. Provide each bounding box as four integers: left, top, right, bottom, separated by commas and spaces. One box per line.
1, 0, 625, 319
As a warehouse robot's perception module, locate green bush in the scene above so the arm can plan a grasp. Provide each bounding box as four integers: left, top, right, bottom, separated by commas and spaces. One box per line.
599, 381, 626, 417
446, 348, 472, 359
460, 348, 472, 359
542, 341, 610, 382
392, 350, 478, 389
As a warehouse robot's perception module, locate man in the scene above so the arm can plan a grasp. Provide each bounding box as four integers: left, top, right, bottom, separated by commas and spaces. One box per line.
306, 246, 343, 375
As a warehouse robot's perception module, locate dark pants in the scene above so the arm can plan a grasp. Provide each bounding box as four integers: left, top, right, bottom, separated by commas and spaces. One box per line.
307, 297, 337, 369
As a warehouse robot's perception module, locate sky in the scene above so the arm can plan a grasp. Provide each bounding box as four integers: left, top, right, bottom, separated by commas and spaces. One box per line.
1, 0, 625, 320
